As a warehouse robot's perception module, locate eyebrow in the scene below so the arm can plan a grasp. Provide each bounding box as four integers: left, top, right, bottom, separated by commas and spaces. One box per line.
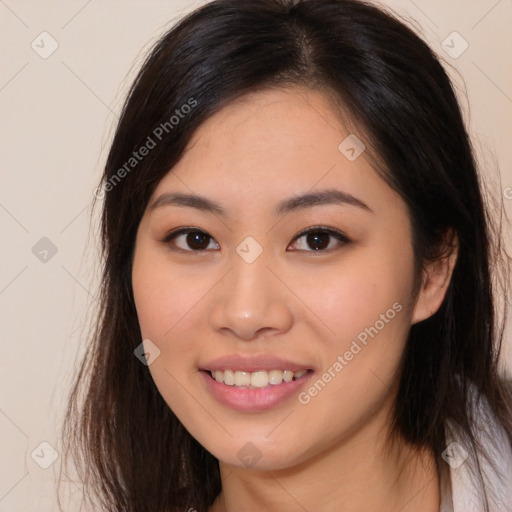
149, 188, 374, 216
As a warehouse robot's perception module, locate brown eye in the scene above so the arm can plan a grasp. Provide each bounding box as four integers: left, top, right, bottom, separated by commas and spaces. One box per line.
163, 228, 219, 252
288, 227, 350, 252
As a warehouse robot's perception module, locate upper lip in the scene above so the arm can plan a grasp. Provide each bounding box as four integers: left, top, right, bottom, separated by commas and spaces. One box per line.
200, 354, 314, 373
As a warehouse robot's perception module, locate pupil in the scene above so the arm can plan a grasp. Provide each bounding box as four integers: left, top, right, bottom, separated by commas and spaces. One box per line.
187, 232, 209, 250
308, 232, 329, 250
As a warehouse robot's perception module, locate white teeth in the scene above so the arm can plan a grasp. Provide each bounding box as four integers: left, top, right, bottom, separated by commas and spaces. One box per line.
223, 369, 235, 385
251, 371, 269, 388
283, 370, 294, 382
268, 370, 283, 385
210, 369, 309, 387
234, 371, 251, 386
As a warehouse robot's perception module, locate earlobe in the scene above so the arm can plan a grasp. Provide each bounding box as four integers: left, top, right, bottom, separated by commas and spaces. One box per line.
411, 229, 459, 325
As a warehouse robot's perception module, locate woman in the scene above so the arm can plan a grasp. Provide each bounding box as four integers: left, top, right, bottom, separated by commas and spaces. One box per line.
63, 0, 512, 511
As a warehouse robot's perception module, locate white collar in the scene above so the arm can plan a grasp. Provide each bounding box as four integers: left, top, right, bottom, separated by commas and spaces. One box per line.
439, 387, 512, 511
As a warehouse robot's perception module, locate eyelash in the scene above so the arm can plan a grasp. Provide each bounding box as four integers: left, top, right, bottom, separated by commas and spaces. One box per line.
161, 226, 351, 254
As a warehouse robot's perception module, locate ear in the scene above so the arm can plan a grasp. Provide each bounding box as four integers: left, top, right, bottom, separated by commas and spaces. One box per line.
411, 228, 459, 325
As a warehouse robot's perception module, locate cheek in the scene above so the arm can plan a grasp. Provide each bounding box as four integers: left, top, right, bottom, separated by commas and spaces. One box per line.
298, 237, 415, 409
131, 245, 204, 412
307, 241, 414, 345
132, 244, 204, 341
131, 243, 217, 409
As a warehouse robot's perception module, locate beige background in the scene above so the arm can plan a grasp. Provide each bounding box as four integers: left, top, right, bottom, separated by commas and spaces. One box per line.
1, 0, 511, 510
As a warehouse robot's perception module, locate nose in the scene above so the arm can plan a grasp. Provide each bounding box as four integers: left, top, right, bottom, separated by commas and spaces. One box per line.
208, 247, 294, 341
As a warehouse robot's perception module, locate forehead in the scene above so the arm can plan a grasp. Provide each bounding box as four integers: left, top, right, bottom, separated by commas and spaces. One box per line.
150, 86, 406, 222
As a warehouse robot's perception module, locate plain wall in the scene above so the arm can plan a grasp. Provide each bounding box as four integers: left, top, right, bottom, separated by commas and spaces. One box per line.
1, 0, 511, 510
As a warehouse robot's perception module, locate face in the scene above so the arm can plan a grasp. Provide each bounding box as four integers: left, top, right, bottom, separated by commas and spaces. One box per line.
131, 86, 425, 471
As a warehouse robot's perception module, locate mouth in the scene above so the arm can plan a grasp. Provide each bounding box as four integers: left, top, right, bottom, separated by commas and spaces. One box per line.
203, 368, 313, 388
200, 367, 314, 412
199, 354, 315, 411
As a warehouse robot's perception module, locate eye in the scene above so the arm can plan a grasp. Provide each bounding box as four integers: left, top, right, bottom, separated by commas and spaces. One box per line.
162, 228, 219, 252
288, 226, 350, 253
162, 226, 350, 253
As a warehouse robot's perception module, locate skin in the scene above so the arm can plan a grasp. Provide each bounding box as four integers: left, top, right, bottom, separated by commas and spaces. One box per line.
131, 85, 458, 511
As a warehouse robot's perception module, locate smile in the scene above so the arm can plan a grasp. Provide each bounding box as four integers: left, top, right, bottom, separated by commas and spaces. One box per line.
208, 369, 309, 388
201, 368, 314, 412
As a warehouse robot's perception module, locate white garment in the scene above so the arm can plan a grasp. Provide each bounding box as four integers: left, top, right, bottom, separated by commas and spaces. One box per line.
438, 388, 512, 512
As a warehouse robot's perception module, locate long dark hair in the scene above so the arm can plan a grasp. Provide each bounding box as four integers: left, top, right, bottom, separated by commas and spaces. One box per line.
62, 0, 512, 510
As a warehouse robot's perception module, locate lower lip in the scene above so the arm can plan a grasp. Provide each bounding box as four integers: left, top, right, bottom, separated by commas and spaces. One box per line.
200, 370, 314, 412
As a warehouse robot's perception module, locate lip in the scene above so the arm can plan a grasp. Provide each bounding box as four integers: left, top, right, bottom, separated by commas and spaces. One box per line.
200, 354, 314, 373
200, 369, 314, 412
